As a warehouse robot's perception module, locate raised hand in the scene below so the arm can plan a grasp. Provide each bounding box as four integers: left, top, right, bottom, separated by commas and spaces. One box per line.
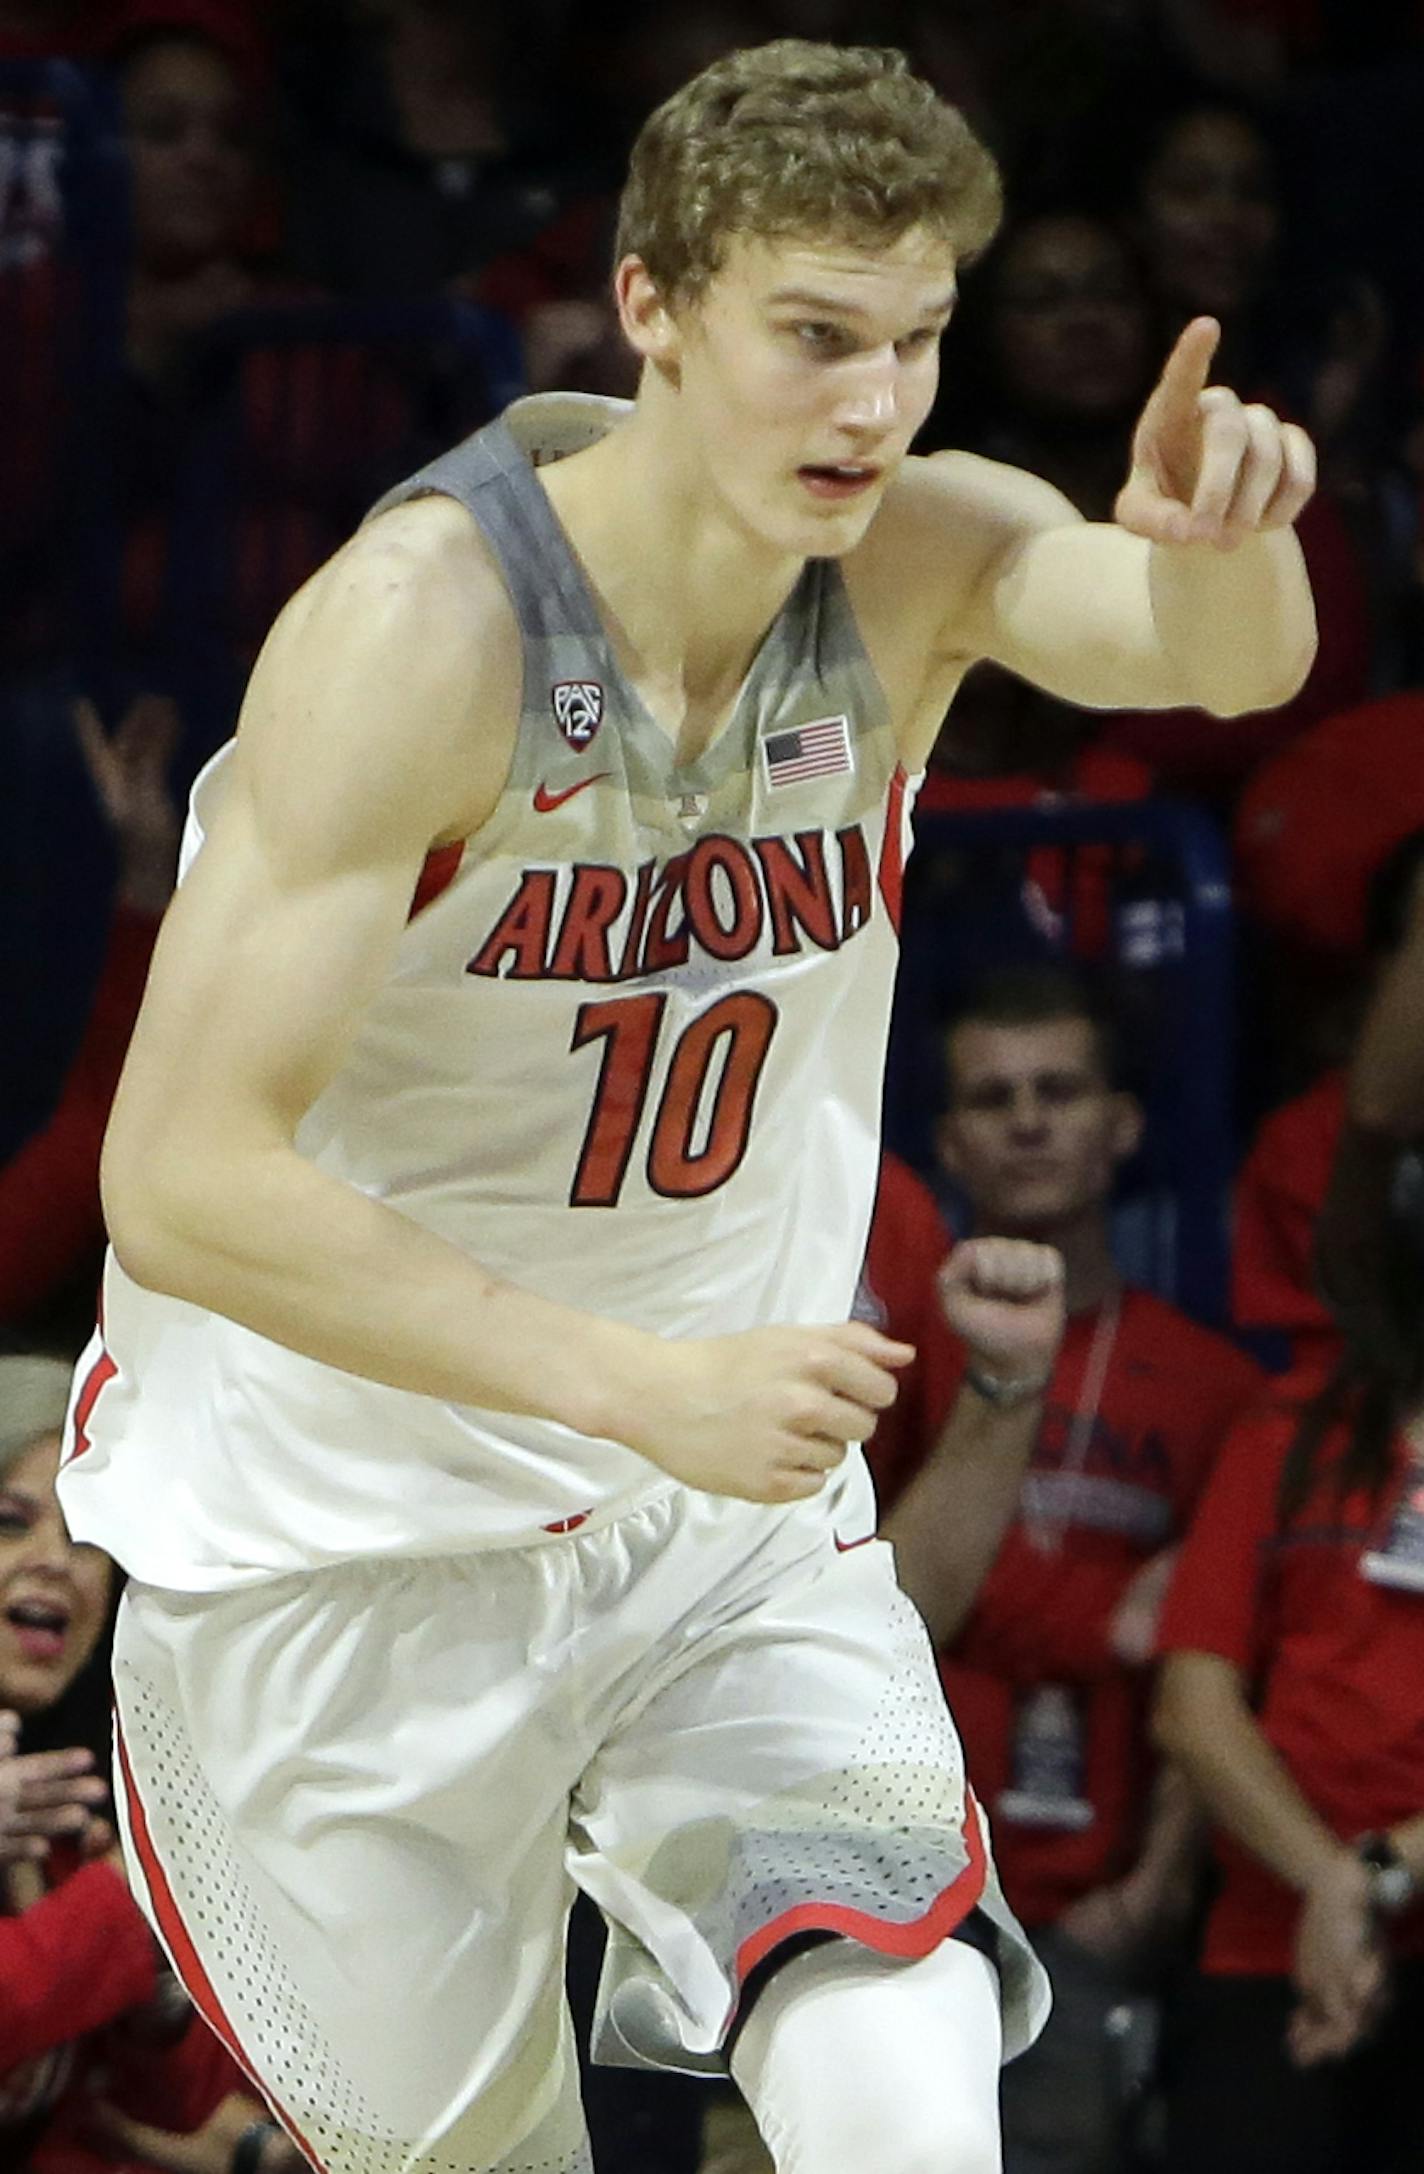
1115, 317, 1316, 551
0, 1710, 111, 1863
72, 693, 182, 916
936, 1237, 1065, 1385
626, 1320, 914, 1503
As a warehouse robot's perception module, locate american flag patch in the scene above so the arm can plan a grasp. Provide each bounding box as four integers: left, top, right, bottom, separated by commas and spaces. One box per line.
762, 715, 853, 789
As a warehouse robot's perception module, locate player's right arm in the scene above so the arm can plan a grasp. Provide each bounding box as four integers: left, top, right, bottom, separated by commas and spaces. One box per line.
101, 505, 903, 1504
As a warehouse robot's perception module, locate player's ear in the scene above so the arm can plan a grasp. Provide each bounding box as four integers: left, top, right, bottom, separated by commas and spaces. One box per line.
615, 255, 683, 379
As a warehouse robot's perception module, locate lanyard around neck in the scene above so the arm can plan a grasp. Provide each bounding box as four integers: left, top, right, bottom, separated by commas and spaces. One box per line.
1025, 1290, 1122, 1556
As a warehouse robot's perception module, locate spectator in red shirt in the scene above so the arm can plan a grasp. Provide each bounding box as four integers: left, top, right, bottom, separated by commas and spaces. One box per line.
0, 1354, 299, 2174
874, 965, 1263, 2174
1156, 1140, 1424, 2174
1233, 823, 1424, 1372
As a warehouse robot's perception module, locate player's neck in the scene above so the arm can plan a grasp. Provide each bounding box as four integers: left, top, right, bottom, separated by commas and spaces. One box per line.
538, 397, 806, 717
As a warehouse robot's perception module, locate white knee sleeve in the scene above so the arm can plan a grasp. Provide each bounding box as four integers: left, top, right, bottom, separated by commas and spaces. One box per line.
730, 1936, 1003, 2174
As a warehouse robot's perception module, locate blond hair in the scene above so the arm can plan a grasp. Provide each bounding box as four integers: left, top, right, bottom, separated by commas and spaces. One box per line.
616, 40, 1002, 306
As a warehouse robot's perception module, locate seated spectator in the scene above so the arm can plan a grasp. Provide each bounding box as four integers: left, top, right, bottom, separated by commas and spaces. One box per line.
921, 206, 1158, 820
934, 208, 1158, 524
1127, 89, 1387, 486
0, 1351, 301, 2173
1233, 822, 1424, 1371
874, 965, 1263, 2174
928, 190, 1370, 801
281, 0, 588, 301
1118, 96, 1374, 794
1155, 1143, 1424, 2174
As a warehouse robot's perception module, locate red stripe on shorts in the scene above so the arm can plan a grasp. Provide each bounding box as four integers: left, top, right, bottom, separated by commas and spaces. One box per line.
114, 1716, 328, 2173
731, 1783, 989, 1992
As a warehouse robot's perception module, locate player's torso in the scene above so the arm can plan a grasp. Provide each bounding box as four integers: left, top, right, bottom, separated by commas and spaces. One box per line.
64, 398, 918, 1581
286, 400, 910, 1301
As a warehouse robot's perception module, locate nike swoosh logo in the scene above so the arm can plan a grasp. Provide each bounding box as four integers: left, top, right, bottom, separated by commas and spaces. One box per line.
533, 774, 609, 813
833, 1531, 877, 1553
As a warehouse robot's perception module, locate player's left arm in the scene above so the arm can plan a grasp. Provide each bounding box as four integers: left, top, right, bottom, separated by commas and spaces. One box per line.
928, 317, 1317, 734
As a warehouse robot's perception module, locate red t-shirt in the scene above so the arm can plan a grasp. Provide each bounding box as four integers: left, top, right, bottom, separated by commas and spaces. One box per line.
860, 1155, 953, 1489
1, 1847, 242, 2170
1231, 1069, 1345, 1372
872, 1287, 1263, 1927
1158, 1397, 1424, 1976
1233, 695, 1424, 959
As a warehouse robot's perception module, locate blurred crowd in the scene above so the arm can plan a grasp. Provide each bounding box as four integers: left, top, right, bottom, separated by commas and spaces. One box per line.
5, 1, 1424, 2170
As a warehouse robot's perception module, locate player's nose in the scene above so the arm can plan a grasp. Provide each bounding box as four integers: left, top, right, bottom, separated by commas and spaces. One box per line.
832, 349, 901, 434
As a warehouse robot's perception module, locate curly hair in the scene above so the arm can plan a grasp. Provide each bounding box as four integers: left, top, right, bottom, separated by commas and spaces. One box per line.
615, 40, 1002, 305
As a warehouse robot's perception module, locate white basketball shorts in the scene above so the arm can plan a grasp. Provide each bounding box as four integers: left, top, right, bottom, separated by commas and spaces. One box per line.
110, 1455, 1049, 2174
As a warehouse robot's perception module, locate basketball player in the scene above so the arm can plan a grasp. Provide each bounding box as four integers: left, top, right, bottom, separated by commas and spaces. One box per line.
58, 41, 1317, 2174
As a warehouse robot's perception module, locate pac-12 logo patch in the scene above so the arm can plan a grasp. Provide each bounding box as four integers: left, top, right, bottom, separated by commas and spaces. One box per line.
552, 680, 604, 747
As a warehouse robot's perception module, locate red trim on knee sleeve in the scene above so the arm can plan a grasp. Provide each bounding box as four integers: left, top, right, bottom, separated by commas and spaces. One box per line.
114, 1713, 327, 2172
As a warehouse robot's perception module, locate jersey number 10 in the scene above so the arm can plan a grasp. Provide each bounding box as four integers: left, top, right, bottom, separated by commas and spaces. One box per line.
569, 991, 778, 1206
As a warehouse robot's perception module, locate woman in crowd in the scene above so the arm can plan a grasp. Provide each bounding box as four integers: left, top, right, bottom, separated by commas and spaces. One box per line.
1155, 1144, 1424, 2172
0, 1352, 299, 2174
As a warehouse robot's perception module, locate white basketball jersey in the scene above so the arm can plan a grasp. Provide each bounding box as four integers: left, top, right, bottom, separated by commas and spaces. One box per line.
59, 396, 920, 1589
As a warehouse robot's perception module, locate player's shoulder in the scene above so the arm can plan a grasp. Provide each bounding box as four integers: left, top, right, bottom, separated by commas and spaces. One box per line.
232, 495, 524, 849
281, 493, 518, 673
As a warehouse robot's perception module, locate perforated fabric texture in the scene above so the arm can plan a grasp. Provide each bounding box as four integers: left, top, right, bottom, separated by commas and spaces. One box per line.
595, 1590, 1051, 2071
118, 1673, 594, 2174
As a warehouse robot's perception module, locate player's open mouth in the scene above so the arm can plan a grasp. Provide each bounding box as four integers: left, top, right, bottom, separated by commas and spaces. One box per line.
797, 464, 881, 500
6, 1598, 70, 1663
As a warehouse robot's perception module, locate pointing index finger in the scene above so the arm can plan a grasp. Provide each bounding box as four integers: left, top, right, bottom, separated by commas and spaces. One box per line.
1151, 316, 1221, 419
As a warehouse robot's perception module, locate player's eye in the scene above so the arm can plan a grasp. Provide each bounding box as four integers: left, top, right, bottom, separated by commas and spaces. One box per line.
792, 322, 851, 355
895, 327, 940, 357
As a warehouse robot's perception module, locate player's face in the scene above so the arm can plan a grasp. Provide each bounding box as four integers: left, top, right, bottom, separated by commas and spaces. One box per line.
0, 1436, 112, 1716
659, 228, 957, 559
937, 1017, 1142, 1235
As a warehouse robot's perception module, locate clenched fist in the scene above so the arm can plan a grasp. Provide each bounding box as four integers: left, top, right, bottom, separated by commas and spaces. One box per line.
937, 1237, 1066, 1385
625, 1320, 914, 1504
